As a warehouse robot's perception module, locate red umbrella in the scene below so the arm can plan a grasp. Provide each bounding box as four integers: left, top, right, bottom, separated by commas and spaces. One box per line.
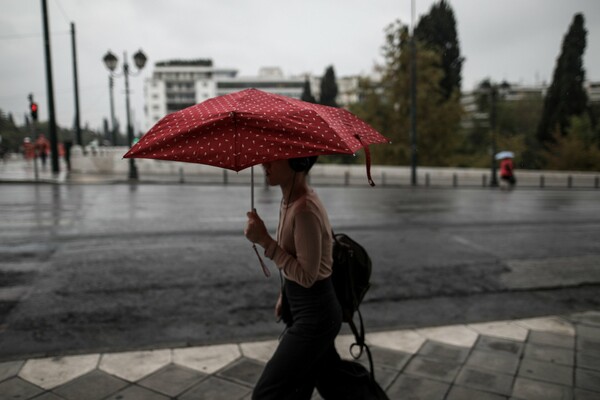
125, 88, 389, 185
124, 88, 390, 275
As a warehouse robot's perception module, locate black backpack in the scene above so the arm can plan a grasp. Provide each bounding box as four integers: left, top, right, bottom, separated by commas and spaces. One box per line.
331, 232, 377, 380
332, 232, 371, 323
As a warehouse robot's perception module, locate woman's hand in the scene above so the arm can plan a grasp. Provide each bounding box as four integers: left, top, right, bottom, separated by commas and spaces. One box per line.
244, 209, 273, 249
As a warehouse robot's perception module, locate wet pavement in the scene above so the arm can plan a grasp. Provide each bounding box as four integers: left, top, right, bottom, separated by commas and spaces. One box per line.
1, 160, 600, 398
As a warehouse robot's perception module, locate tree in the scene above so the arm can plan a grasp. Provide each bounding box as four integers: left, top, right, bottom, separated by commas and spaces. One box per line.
0, 109, 24, 153
543, 115, 600, 170
353, 22, 410, 165
317, 65, 357, 163
537, 13, 588, 145
414, 0, 463, 100
352, 20, 462, 166
455, 79, 546, 168
348, 76, 392, 165
319, 66, 338, 107
300, 78, 317, 103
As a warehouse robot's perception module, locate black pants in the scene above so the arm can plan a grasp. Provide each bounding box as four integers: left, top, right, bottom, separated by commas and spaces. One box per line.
253, 277, 342, 400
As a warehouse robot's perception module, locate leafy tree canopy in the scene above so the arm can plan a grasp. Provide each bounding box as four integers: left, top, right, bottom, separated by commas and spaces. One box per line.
301, 78, 317, 103
537, 13, 588, 144
352, 20, 462, 167
319, 66, 338, 107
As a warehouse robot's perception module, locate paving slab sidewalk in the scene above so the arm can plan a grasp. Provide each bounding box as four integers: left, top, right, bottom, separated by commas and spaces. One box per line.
1, 311, 599, 400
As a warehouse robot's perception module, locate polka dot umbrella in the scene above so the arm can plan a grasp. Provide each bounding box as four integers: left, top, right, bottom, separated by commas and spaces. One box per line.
125, 88, 390, 204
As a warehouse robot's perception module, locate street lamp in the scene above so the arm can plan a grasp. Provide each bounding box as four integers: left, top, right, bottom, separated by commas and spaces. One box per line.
108, 74, 116, 145
103, 49, 147, 180
478, 81, 499, 187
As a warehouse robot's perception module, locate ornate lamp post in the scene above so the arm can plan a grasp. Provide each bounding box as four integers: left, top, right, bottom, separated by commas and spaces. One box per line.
477, 81, 500, 187
108, 74, 116, 145
103, 49, 147, 180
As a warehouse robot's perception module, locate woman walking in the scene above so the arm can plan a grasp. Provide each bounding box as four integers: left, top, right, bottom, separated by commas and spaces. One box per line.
244, 156, 342, 399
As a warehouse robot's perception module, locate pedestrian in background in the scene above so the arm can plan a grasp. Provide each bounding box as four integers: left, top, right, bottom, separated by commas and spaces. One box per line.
499, 156, 516, 188
34, 133, 50, 169
244, 156, 343, 399
23, 138, 35, 160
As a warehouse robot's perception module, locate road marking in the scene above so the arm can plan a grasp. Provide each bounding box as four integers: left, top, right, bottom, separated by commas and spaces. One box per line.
451, 235, 492, 253
0, 286, 31, 302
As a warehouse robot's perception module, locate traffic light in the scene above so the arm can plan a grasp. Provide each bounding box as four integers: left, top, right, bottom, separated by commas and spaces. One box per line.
30, 102, 38, 121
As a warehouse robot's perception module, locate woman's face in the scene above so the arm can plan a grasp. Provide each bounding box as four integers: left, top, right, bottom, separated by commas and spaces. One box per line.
262, 159, 294, 186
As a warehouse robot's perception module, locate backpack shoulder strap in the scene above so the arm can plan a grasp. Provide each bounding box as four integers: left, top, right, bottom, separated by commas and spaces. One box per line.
348, 308, 375, 380
348, 308, 365, 358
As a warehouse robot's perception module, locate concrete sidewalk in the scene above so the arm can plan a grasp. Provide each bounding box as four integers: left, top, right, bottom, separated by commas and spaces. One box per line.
1, 311, 599, 400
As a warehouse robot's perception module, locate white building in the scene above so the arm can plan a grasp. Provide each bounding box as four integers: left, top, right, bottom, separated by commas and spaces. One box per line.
216, 66, 304, 98
144, 59, 236, 129
460, 80, 600, 129
586, 81, 600, 103
144, 59, 360, 130
460, 82, 548, 129
144, 61, 304, 130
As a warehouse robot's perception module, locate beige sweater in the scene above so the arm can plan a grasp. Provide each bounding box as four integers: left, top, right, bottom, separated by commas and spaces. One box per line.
264, 189, 333, 288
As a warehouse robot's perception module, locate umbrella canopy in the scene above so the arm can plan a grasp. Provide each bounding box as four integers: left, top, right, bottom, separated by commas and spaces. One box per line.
495, 151, 515, 160
124, 88, 389, 181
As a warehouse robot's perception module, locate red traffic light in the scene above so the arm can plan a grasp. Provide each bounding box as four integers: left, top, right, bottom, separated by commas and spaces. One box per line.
30, 102, 38, 120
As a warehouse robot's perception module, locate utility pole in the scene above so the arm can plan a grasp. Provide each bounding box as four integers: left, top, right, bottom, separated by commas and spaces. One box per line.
71, 22, 82, 146
109, 75, 117, 145
41, 0, 59, 174
490, 87, 499, 187
410, 0, 418, 186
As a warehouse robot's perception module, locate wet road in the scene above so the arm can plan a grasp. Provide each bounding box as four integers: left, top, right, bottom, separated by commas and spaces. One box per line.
1, 183, 599, 360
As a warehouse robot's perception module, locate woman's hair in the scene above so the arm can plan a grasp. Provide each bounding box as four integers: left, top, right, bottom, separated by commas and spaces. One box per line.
288, 156, 318, 173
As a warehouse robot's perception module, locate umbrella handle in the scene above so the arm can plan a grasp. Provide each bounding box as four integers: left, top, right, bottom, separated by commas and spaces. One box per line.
253, 244, 271, 277
249, 166, 270, 277
251, 166, 254, 210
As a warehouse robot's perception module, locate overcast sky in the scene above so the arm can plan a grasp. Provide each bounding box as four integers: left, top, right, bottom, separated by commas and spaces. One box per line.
1, 0, 599, 133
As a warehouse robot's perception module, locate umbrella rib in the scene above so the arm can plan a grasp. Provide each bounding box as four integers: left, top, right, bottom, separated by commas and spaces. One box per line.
230, 111, 240, 170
